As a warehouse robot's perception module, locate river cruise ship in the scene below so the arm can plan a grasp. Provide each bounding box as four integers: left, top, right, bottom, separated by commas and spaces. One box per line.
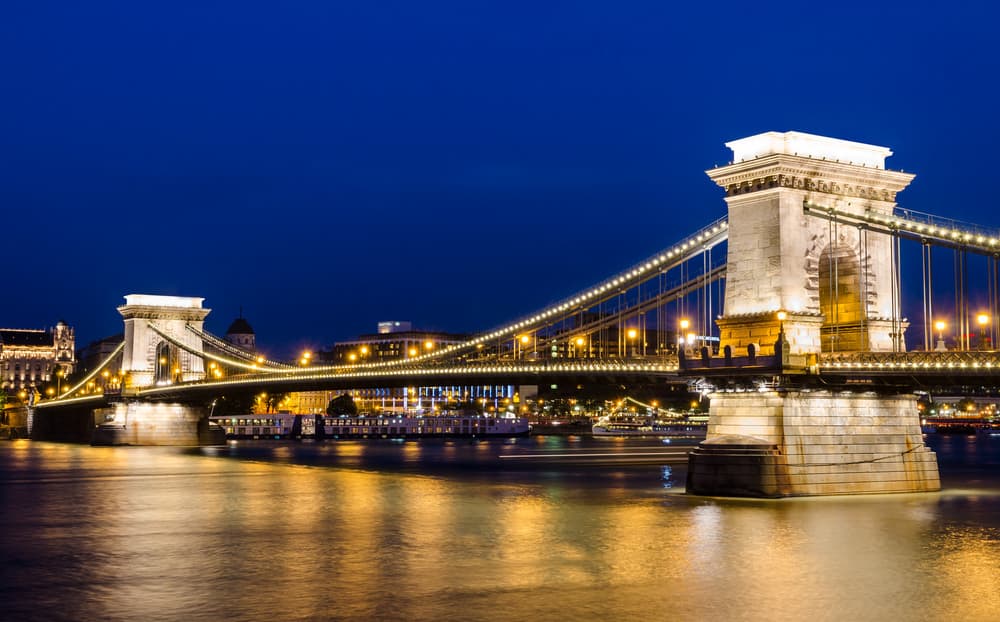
592, 412, 706, 438
211, 413, 530, 440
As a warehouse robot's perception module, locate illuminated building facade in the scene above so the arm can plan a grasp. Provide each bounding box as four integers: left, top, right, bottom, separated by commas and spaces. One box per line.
1, 322, 76, 394
324, 322, 469, 365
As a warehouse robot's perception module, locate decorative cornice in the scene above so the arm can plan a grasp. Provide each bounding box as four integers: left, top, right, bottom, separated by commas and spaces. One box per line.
706, 154, 914, 203
118, 305, 211, 322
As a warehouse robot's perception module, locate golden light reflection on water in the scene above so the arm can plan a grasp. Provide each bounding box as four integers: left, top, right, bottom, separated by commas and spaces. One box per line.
2, 443, 999, 621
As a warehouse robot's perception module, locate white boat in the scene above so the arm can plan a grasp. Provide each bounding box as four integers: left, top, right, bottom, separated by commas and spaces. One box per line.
211, 412, 529, 440
592, 413, 706, 438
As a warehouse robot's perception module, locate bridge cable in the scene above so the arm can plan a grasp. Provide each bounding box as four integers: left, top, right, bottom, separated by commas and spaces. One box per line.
921, 240, 934, 351
184, 324, 296, 370
148, 323, 287, 373
55, 340, 126, 400
862, 225, 871, 349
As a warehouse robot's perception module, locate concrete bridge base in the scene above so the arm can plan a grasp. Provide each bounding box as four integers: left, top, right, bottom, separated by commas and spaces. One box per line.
92, 402, 225, 446
686, 390, 940, 497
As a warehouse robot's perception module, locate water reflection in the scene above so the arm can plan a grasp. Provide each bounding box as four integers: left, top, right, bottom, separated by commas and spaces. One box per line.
0, 440, 998, 621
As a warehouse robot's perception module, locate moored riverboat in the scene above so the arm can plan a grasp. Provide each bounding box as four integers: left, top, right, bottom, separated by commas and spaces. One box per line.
592, 412, 706, 438
211, 412, 530, 440
921, 417, 994, 435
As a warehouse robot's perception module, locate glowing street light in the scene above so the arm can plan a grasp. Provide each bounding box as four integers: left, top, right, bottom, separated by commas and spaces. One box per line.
977, 313, 990, 350
934, 320, 947, 351
678, 318, 690, 348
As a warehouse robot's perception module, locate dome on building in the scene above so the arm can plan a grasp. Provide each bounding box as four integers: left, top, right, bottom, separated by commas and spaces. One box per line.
226, 317, 254, 335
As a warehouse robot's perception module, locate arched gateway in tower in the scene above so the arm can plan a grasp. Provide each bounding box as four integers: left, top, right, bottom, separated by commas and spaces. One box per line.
118, 294, 210, 388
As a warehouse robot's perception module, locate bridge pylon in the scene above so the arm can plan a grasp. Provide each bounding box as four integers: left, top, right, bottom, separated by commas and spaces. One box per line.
118, 294, 211, 387
687, 132, 939, 497
708, 131, 915, 359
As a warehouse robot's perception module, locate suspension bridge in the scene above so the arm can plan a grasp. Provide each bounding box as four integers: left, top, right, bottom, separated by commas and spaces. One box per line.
31, 131, 1000, 497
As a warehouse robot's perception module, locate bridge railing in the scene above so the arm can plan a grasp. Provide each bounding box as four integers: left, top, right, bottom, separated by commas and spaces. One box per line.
894, 207, 1000, 242
819, 350, 1000, 371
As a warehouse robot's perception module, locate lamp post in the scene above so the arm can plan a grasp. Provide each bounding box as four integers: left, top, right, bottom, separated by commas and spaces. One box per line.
678, 318, 690, 353
626, 328, 638, 358
575, 336, 586, 359
977, 313, 990, 350
776, 311, 788, 363
934, 320, 947, 351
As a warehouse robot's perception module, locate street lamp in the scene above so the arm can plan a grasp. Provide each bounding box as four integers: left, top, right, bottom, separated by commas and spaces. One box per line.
678, 318, 690, 351
934, 320, 946, 351
575, 336, 586, 358
626, 328, 638, 357
977, 313, 990, 350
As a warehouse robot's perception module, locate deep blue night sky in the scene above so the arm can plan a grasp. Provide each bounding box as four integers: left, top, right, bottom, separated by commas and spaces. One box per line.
3, 1, 999, 357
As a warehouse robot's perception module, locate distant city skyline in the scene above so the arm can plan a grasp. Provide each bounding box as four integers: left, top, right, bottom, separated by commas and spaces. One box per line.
3, 1, 999, 357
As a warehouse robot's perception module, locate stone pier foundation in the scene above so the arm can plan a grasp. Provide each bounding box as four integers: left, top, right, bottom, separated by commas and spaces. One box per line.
686, 391, 939, 497
92, 402, 225, 446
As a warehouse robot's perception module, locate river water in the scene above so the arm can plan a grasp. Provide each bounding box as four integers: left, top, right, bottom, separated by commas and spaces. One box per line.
1, 434, 999, 622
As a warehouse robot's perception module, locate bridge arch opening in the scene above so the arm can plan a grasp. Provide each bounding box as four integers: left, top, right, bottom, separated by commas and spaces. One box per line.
818, 243, 865, 352
154, 341, 174, 384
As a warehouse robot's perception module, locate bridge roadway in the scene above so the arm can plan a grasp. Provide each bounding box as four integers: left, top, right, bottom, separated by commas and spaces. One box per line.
34, 358, 684, 409
34, 349, 1000, 415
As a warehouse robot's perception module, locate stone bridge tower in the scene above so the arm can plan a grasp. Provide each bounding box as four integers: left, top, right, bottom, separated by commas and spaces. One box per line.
707, 131, 915, 362
118, 294, 210, 388
687, 131, 939, 498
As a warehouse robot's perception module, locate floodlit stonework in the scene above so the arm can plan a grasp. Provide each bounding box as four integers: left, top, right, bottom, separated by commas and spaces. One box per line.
688, 131, 939, 497
687, 391, 940, 497
118, 294, 210, 387
707, 130, 914, 357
